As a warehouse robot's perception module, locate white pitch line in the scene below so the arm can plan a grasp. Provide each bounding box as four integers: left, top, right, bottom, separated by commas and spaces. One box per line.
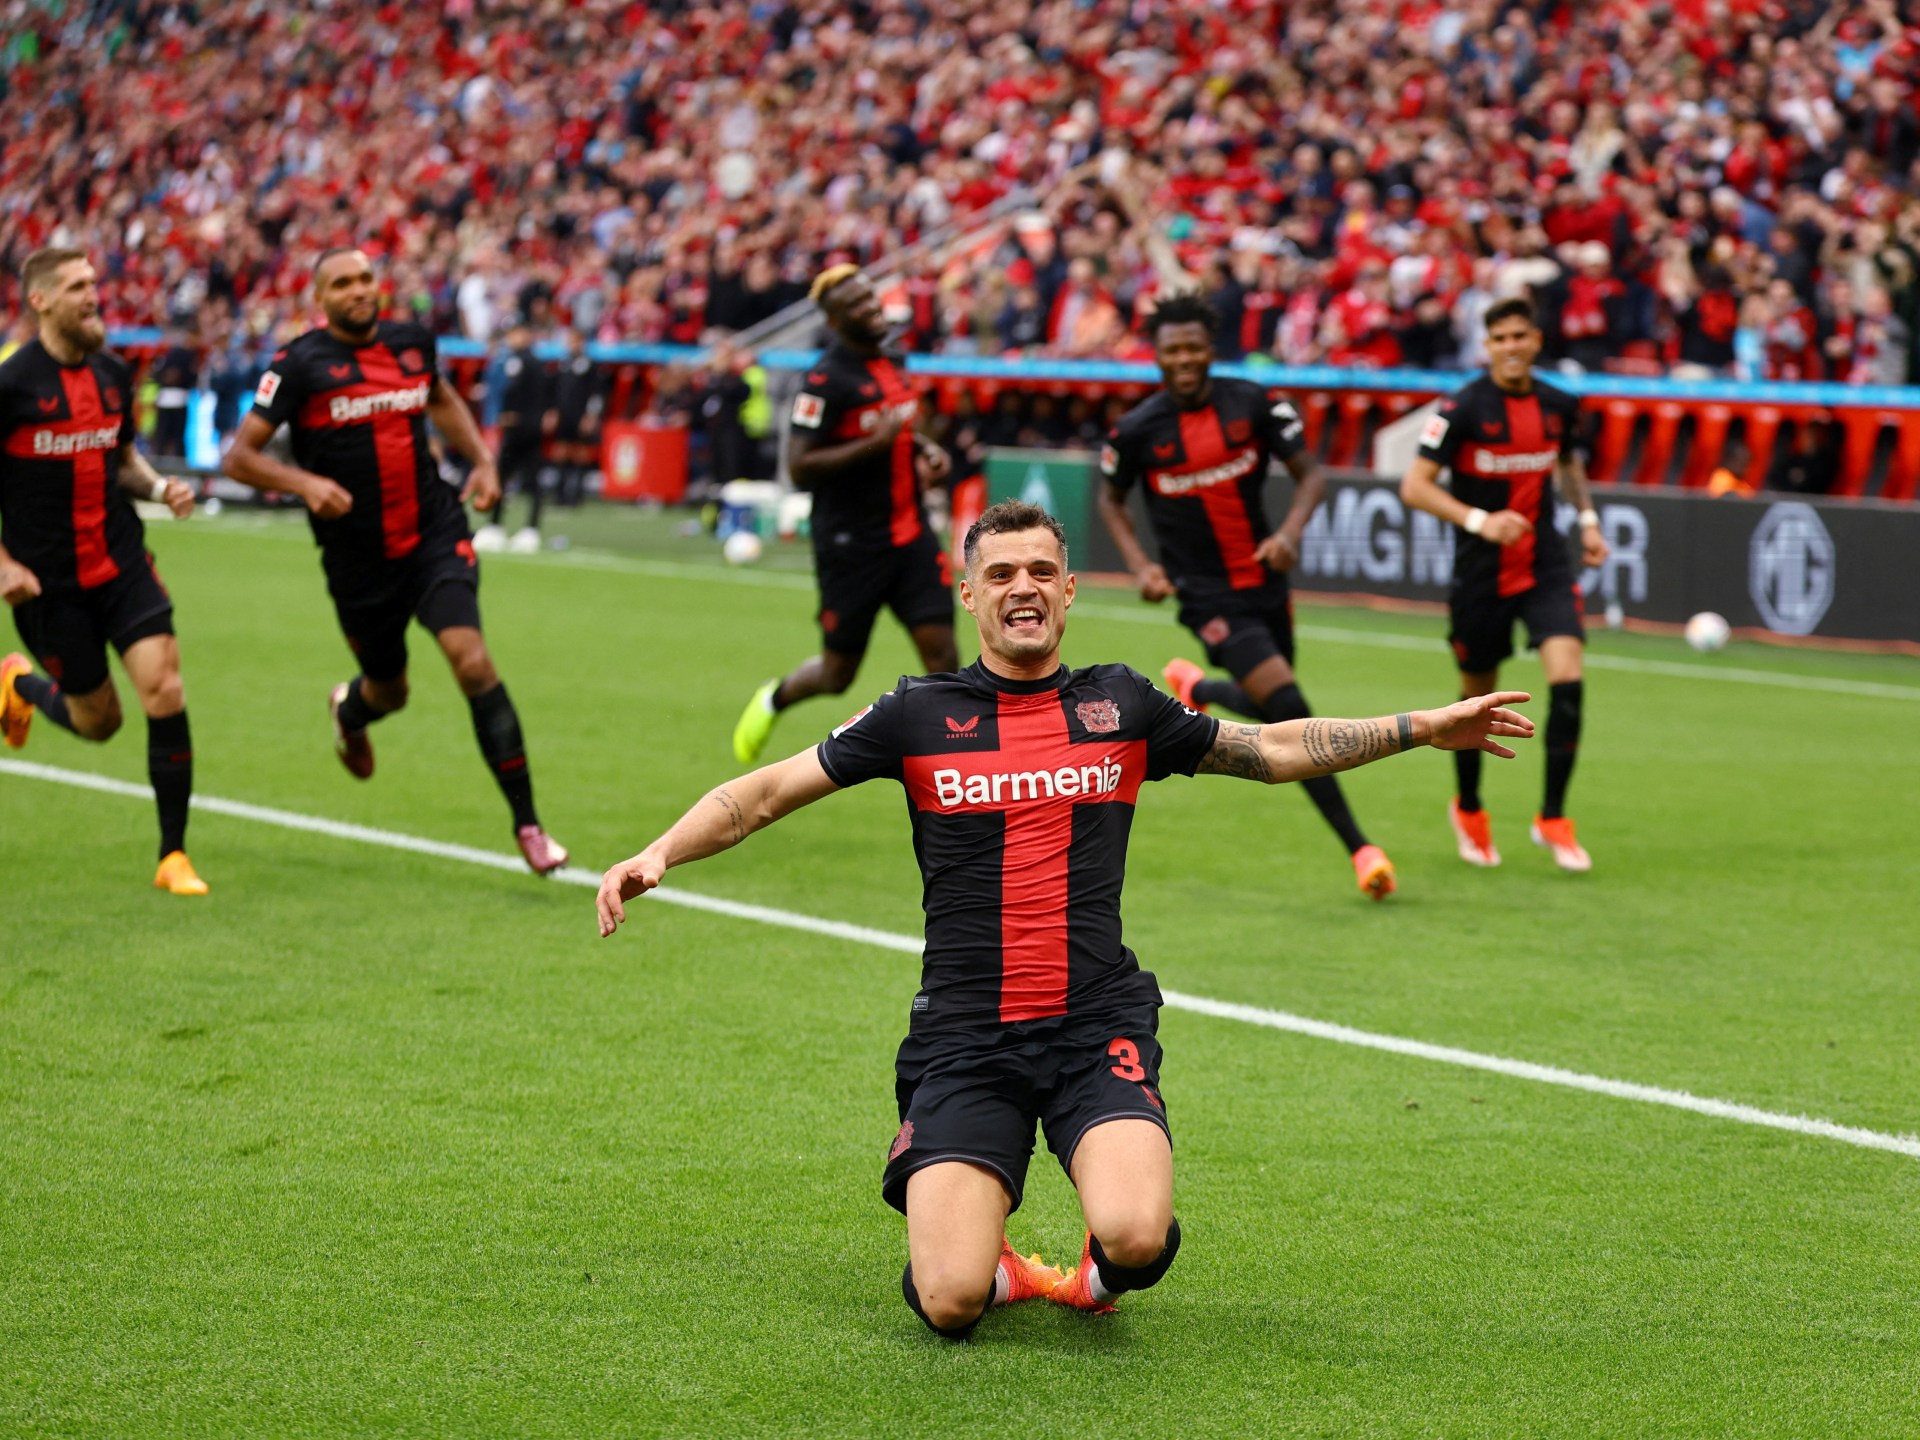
8, 756, 1917, 1161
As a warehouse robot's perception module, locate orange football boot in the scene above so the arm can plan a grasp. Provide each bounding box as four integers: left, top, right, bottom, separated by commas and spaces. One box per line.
1448, 798, 1500, 867
153, 851, 209, 896
1, 652, 32, 749
1531, 815, 1592, 873
1160, 657, 1207, 713
1050, 1232, 1117, 1314
997, 1239, 1063, 1304
1352, 843, 1396, 900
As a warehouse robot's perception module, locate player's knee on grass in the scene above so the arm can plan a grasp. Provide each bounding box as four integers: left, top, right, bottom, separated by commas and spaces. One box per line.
1090, 1217, 1182, 1293
902, 1261, 990, 1338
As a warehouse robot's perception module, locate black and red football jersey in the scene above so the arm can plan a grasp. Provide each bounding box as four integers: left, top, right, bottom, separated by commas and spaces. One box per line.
816, 660, 1219, 1027
1417, 374, 1581, 599
787, 339, 927, 551
251, 320, 462, 560
1101, 376, 1307, 593
0, 341, 142, 593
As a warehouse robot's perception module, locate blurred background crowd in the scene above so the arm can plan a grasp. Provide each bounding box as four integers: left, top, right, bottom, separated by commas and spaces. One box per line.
6, 0, 1920, 442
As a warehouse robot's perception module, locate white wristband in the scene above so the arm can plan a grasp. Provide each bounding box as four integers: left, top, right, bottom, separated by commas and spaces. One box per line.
1463, 507, 1488, 536
1577, 508, 1600, 529
148, 475, 170, 502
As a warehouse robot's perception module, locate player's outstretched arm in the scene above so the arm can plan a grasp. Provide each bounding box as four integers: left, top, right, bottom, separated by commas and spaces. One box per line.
1196, 692, 1535, 784
596, 748, 842, 937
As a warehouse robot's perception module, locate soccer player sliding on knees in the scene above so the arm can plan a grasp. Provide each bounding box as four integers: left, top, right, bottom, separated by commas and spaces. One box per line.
599, 501, 1532, 1338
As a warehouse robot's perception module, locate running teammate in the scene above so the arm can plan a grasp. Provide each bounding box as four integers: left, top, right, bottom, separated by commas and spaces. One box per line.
600, 499, 1533, 1338
730, 265, 956, 765
1097, 292, 1395, 900
1399, 296, 1609, 872
222, 247, 568, 874
0, 247, 207, 894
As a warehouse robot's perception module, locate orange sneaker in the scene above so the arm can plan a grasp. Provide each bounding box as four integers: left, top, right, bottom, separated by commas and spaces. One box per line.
1448, 798, 1500, 867
1, 652, 32, 750
1160, 657, 1207, 713
996, 1239, 1063, 1304
1050, 1232, 1117, 1314
1352, 843, 1396, 900
153, 850, 209, 896
1531, 815, 1592, 873
328, 682, 374, 780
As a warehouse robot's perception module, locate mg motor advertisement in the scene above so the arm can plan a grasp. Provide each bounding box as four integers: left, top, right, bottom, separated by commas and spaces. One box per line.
986, 448, 1918, 645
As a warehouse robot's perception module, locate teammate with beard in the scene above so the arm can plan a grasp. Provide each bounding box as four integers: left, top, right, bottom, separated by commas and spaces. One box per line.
222, 246, 568, 874
730, 265, 956, 765
599, 499, 1534, 1338
0, 247, 208, 894
1097, 292, 1396, 900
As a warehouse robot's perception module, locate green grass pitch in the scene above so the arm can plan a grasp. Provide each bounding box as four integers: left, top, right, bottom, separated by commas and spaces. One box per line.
4, 504, 1919, 1437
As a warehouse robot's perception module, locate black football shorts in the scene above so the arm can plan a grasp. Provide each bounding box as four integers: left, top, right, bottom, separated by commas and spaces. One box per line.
814, 528, 953, 657
881, 1001, 1171, 1215
1177, 578, 1295, 679
12, 554, 174, 695
323, 527, 482, 682
1448, 578, 1584, 674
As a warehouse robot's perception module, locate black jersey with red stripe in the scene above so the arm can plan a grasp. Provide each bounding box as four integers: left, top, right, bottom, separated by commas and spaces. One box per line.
1418, 374, 1580, 599
1101, 377, 1307, 594
0, 341, 141, 593
251, 320, 462, 560
787, 339, 927, 552
817, 660, 1219, 1028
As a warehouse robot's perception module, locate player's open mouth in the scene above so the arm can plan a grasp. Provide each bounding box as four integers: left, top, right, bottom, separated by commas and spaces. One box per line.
1003, 606, 1045, 632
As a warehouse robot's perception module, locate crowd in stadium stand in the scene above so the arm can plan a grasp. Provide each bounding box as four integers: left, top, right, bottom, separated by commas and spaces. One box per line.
6, 0, 1920, 397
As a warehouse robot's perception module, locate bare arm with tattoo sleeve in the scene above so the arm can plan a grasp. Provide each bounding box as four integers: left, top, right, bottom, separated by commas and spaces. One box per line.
597, 748, 842, 935
1195, 692, 1535, 784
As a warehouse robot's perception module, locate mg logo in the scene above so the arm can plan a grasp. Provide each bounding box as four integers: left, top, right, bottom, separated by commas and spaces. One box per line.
1749, 502, 1834, 635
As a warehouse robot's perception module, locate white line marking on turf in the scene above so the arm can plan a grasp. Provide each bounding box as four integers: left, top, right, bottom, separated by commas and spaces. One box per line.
9, 756, 1917, 1161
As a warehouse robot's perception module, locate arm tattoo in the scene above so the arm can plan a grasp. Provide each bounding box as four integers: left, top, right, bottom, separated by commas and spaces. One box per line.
1300, 719, 1393, 770
709, 786, 747, 844
1196, 723, 1273, 782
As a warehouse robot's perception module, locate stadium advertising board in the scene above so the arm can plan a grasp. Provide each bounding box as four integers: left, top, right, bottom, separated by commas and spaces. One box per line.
1291, 476, 1918, 644
988, 447, 1917, 644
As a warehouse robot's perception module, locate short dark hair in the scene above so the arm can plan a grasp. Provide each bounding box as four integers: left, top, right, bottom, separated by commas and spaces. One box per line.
21, 247, 87, 297
312, 245, 366, 282
963, 499, 1069, 572
1146, 290, 1219, 339
1484, 296, 1538, 332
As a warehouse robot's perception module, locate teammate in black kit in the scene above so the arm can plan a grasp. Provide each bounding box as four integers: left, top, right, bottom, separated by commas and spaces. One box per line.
1097, 292, 1396, 900
222, 246, 568, 874
475, 319, 551, 553
1400, 296, 1610, 873
0, 248, 209, 895
599, 498, 1533, 1338
730, 265, 955, 766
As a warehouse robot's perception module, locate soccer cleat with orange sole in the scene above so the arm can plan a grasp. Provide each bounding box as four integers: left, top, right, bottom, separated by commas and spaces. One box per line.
1531, 815, 1592, 873
1448, 798, 1500, 867
516, 824, 569, 876
1160, 657, 1207, 713
1352, 843, 1396, 900
997, 1239, 1064, 1304
153, 850, 209, 896
1050, 1232, 1117, 1314
1, 652, 33, 750
328, 682, 374, 780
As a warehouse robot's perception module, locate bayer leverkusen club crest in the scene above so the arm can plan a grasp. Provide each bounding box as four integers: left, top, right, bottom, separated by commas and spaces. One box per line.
1076, 699, 1121, 733
397, 348, 426, 373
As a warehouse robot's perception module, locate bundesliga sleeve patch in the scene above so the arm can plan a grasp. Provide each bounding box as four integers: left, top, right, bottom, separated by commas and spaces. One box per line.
1099, 443, 1119, 476
791, 392, 826, 429
1269, 399, 1304, 438
1420, 412, 1450, 448
254, 371, 282, 406
830, 704, 872, 738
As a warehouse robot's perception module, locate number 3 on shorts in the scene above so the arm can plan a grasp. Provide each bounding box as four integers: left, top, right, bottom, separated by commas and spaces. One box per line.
1108, 1038, 1147, 1083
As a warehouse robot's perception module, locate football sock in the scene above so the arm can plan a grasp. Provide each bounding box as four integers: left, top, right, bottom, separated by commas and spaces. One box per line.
1087, 1218, 1182, 1297
334, 676, 390, 732
1542, 680, 1583, 820
1454, 718, 1484, 812
1260, 683, 1368, 854
1193, 678, 1256, 717
147, 709, 193, 858
770, 677, 795, 712
15, 672, 76, 733
901, 1262, 984, 1340
468, 682, 538, 828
